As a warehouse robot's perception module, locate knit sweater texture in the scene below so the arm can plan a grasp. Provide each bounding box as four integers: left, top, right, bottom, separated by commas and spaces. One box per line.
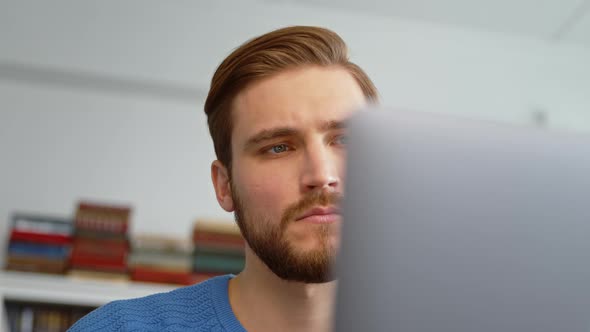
68, 275, 247, 332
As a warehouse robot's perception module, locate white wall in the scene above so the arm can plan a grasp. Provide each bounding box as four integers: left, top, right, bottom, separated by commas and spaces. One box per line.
0, 82, 219, 235
1, 0, 590, 261
2, 1, 589, 125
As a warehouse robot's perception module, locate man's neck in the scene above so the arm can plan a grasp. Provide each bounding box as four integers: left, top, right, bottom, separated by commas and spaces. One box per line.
228, 249, 337, 332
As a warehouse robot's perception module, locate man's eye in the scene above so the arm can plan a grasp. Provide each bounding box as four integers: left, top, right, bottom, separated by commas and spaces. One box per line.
334, 135, 348, 145
268, 144, 290, 154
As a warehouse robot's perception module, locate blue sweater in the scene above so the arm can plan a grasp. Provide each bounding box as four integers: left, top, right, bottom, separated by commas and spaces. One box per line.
68, 275, 247, 332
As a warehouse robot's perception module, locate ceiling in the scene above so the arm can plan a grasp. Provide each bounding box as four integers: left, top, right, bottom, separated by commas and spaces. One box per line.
272, 0, 590, 45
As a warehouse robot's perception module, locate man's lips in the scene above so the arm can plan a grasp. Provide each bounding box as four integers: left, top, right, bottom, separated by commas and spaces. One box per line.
296, 207, 341, 224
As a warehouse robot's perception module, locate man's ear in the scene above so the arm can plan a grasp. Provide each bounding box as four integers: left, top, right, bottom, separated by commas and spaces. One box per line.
211, 160, 235, 212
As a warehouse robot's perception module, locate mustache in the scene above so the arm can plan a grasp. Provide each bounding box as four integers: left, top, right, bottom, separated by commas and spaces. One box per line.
281, 191, 342, 229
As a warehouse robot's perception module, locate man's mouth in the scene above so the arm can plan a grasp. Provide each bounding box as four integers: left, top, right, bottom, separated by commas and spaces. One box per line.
295, 206, 341, 224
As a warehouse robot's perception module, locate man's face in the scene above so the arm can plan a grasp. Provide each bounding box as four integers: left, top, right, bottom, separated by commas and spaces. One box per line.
227, 66, 366, 283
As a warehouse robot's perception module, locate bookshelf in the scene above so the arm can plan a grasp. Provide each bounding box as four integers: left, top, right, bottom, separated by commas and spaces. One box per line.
0, 270, 177, 331
2, 210, 243, 330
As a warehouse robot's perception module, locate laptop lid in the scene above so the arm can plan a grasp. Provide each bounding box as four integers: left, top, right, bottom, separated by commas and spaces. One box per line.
335, 109, 590, 332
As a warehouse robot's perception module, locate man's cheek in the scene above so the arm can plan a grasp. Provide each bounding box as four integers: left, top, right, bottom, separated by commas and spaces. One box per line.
257, 183, 290, 215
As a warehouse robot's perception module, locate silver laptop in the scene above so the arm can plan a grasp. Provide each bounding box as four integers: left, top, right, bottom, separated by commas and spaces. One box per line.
335, 109, 590, 332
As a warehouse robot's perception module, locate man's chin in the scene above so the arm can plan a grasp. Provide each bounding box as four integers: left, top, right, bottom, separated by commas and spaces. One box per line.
284, 226, 340, 250
277, 269, 337, 284
285, 239, 336, 257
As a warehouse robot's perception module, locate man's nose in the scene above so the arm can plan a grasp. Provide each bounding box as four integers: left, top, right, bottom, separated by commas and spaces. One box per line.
300, 142, 341, 193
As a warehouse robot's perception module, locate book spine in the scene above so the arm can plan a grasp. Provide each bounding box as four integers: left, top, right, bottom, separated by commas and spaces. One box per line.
75, 219, 128, 234
128, 254, 191, 270
5, 260, 67, 274
193, 245, 245, 257
131, 267, 194, 285
8, 242, 69, 259
12, 215, 73, 234
129, 263, 191, 273
192, 232, 245, 245
74, 229, 128, 241
69, 253, 127, 271
192, 220, 241, 235
75, 202, 131, 234
10, 230, 73, 245
193, 254, 245, 273
72, 241, 129, 257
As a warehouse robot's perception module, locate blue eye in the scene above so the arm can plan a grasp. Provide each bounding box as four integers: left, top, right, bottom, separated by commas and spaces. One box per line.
270, 144, 289, 154
334, 135, 348, 145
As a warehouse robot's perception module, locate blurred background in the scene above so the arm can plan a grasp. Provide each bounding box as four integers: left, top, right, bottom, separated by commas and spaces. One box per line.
0, 0, 589, 329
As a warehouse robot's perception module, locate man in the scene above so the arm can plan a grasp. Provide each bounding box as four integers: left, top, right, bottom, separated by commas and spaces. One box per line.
69, 26, 377, 332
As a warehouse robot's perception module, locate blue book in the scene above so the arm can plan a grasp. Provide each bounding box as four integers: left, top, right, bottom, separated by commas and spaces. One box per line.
8, 241, 69, 259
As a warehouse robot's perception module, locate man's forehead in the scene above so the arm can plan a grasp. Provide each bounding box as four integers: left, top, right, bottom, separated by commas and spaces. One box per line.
233, 102, 358, 143
231, 67, 365, 139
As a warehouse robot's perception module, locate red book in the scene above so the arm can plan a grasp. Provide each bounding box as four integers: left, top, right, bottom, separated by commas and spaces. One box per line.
72, 238, 128, 257
192, 232, 245, 246
75, 202, 131, 234
75, 219, 128, 234
70, 252, 127, 272
10, 230, 72, 246
131, 267, 194, 285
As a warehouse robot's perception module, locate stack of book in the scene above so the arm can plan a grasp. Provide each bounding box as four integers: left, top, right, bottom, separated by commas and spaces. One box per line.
68, 202, 131, 281
128, 234, 193, 285
191, 220, 245, 281
5, 214, 73, 274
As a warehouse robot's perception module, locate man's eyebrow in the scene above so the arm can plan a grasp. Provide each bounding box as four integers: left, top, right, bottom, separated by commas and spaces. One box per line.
243, 120, 349, 150
244, 127, 299, 150
319, 120, 348, 132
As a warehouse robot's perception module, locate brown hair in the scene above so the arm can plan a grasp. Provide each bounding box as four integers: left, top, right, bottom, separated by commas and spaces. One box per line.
204, 26, 378, 171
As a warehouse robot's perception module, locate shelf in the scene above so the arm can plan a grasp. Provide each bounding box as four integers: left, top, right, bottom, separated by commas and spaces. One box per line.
0, 270, 177, 308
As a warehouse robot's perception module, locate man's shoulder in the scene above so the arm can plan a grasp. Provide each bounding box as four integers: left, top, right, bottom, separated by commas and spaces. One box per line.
68, 275, 233, 332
